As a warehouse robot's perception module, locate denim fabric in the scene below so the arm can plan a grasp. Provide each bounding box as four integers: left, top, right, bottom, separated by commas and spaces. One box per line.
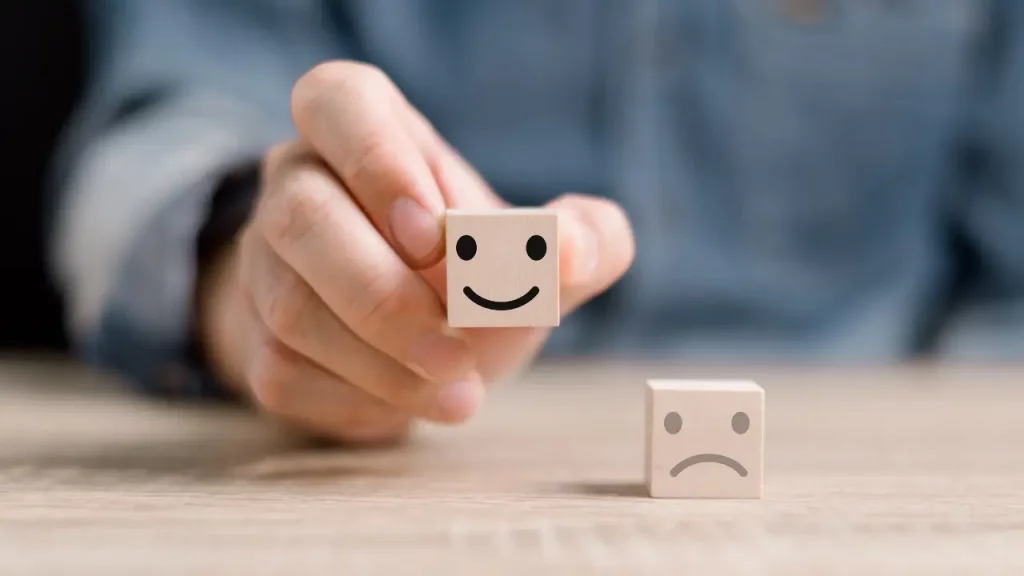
49, 0, 1024, 396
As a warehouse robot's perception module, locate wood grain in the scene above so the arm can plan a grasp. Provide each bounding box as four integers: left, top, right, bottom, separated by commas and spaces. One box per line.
2, 357, 1024, 575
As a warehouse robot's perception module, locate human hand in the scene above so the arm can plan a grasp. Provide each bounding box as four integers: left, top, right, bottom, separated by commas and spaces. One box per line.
198, 61, 635, 444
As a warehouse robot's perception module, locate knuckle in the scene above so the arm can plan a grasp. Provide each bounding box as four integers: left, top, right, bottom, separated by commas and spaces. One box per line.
350, 267, 411, 329
291, 61, 392, 128
290, 62, 340, 127
262, 272, 315, 342
340, 130, 401, 188
261, 169, 332, 250
247, 340, 299, 414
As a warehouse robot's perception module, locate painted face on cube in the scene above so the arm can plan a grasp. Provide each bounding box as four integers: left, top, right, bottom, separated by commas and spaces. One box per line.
646, 380, 764, 499
445, 209, 559, 328
661, 407, 752, 478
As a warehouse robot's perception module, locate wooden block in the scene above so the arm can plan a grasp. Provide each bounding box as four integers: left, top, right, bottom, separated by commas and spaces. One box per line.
445, 208, 559, 327
645, 379, 764, 499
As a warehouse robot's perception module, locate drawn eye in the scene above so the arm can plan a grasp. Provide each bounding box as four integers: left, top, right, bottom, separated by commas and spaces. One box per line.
732, 412, 749, 434
664, 411, 682, 434
456, 235, 477, 260
526, 235, 546, 261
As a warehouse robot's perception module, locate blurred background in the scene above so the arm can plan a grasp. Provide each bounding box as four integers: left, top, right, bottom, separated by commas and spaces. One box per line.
1, 2, 82, 353
3, 1, 1022, 366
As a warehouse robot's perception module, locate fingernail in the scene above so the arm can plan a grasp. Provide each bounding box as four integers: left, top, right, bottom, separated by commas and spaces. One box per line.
389, 197, 442, 262
410, 332, 475, 383
436, 377, 485, 422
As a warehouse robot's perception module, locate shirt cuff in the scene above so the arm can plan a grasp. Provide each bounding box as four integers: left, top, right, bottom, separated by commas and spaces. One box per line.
81, 164, 260, 400
51, 92, 284, 399
935, 297, 1024, 360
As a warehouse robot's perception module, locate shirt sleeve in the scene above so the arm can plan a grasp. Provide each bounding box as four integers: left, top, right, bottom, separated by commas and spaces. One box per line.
46, 0, 346, 398
937, 0, 1024, 359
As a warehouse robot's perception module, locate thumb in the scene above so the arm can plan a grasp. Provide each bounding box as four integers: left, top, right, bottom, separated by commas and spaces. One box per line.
546, 193, 636, 315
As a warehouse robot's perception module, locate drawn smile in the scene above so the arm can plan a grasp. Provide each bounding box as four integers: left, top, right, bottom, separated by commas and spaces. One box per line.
463, 286, 540, 311
670, 454, 748, 477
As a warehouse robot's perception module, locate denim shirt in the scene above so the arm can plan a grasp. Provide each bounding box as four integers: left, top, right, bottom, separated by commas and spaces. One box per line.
49, 0, 1024, 397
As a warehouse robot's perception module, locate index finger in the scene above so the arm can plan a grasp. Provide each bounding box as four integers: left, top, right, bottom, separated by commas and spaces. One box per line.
291, 61, 446, 269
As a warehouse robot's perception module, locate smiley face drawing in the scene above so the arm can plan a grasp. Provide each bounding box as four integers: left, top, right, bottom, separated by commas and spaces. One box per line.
645, 380, 764, 499
445, 209, 559, 328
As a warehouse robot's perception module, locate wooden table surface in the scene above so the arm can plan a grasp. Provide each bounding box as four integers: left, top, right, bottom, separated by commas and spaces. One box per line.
1, 357, 1024, 575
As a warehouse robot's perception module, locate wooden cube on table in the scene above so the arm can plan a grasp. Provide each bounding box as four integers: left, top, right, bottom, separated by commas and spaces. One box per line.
645, 379, 765, 499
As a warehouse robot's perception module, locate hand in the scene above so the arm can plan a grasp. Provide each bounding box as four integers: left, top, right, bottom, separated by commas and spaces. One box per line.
198, 61, 635, 444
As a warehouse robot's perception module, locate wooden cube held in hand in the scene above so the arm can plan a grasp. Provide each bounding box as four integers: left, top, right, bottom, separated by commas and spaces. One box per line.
445, 209, 559, 328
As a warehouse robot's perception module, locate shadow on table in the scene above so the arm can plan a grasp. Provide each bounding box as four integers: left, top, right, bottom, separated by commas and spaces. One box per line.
554, 480, 649, 498
0, 432, 422, 484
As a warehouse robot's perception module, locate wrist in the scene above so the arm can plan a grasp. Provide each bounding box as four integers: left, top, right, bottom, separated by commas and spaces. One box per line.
196, 238, 248, 394
192, 162, 261, 395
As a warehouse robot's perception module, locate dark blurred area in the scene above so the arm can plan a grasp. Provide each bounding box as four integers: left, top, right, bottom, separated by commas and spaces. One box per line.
0, 1, 84, 352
